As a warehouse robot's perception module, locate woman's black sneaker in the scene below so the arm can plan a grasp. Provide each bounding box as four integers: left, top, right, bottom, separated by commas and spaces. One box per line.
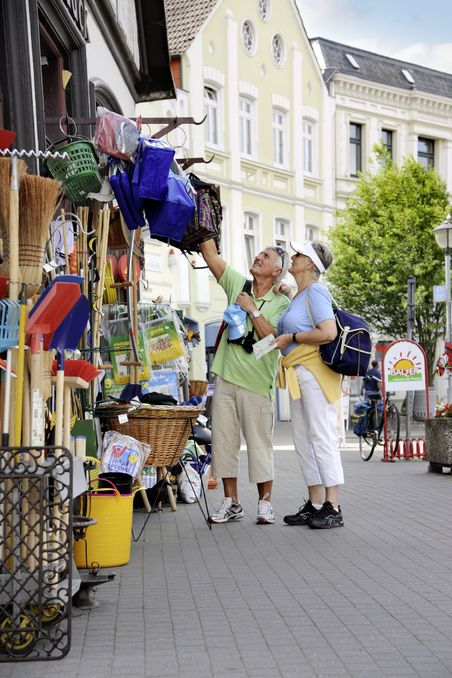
308, 501, 344, 529
283, 500, 318, 526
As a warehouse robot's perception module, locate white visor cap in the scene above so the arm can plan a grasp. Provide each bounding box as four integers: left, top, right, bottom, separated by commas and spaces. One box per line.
290, 241, 326, 274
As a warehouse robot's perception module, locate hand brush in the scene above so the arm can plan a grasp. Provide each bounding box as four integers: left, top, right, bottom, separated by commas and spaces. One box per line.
18, 175, 61, 298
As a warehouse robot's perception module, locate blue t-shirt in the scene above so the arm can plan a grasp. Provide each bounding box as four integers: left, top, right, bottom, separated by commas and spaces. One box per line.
363, 368, 381, 396
277, 282, 335, 356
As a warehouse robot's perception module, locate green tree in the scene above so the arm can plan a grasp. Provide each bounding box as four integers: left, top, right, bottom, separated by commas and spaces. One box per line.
327, 146, 449, 378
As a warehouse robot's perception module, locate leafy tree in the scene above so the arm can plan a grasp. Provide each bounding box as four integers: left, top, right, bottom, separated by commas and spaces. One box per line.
327, 146, 449, 378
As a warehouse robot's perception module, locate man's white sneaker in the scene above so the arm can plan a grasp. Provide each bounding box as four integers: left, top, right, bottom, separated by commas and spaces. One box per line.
257, 499, 275, 524
209, 497, 244, 524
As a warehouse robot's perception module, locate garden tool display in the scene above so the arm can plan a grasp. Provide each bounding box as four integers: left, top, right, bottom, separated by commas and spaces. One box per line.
26, 278, 82, 446
49, 295, 89, 451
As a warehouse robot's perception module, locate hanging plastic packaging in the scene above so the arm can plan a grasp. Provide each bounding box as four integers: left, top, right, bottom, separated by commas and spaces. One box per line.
132, 138, 175, 203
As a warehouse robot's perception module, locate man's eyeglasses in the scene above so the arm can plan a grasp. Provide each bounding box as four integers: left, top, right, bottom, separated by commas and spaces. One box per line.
274, 246, 287, 269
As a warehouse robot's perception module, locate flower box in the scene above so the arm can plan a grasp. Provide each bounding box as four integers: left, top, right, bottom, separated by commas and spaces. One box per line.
425, 416, 452, 473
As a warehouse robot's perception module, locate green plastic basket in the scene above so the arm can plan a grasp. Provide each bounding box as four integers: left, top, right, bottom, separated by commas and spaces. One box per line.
46, 139, 101, 205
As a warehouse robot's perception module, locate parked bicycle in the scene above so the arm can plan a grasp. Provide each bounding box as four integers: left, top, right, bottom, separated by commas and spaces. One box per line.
352, 392, 400, 461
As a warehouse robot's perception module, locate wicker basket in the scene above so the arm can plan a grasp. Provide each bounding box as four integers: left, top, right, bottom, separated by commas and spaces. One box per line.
99, 404, 204, 467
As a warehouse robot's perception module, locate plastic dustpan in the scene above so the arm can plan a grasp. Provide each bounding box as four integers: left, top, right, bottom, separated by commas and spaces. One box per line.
49, 295, 89, 356
26, 280, 81, 351
28, 275, 83, 321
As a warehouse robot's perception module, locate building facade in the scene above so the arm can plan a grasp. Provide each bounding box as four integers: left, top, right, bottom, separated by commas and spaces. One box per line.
137, 0, 334, 385
0, 0, 174, 169
311, 38, 452, 210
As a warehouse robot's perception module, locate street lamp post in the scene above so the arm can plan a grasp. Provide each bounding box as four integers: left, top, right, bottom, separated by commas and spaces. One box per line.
433, 213, 452, 403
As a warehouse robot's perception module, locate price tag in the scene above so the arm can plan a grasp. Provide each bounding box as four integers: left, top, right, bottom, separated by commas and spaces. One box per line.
118, 413, 128, 424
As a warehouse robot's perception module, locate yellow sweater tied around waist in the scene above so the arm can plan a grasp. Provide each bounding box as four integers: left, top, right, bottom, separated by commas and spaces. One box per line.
277, 344, 341, 403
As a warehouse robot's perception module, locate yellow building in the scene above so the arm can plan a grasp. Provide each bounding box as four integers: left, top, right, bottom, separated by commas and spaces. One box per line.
137, 0, 334, 382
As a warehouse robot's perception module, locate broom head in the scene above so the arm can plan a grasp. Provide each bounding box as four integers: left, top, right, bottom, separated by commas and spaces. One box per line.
51, 359, 101, 383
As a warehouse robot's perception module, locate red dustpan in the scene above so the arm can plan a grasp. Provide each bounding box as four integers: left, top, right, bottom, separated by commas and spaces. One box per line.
26, 281, 81, 351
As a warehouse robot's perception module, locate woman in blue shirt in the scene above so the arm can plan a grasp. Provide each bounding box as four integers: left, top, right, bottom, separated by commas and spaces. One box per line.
273, 241, 344, 529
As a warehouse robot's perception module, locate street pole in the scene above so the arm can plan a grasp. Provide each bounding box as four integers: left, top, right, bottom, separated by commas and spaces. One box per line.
406, 276, 416, 439
446, 243, 452, 403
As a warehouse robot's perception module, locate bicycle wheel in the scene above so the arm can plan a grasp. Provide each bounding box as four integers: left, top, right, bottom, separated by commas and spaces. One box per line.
384, 403, 400, 454
360, 431, 378, 461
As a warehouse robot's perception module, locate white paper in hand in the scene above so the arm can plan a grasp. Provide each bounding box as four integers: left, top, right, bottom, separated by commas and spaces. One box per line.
253, 334, 276, 359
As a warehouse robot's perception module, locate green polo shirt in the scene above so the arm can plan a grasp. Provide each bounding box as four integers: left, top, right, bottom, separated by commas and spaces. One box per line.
211, 265, 289, 399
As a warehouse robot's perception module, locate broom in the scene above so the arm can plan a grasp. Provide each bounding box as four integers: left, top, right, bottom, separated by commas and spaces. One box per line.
18, 175, 61, 298
0, 157, 27, 276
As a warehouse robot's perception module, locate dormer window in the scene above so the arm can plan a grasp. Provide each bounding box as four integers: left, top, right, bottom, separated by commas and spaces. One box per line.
402, 69, 415, 85
345, 53, 359, 69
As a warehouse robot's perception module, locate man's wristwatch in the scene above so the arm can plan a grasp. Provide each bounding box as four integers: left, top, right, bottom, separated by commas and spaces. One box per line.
292, 332, 298, 343
250, 310, 262, 319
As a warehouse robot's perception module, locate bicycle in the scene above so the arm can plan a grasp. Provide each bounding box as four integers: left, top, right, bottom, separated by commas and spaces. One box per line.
356, 392, 400, 461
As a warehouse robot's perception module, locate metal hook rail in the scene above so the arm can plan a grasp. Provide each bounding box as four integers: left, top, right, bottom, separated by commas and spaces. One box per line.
0, 148, 69, 160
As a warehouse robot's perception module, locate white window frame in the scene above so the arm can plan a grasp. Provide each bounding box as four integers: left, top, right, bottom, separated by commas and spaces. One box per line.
272, 108, 287, 167
303, 119, 316, 175
243, 212, 259, 272
306, 225, 319, 242
274, 218, 290, 276
204, 85, 221, 147
239, 97, 255, 157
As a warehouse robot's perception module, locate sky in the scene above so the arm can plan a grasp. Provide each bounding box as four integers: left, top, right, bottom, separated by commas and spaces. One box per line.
297, 0, 452, 74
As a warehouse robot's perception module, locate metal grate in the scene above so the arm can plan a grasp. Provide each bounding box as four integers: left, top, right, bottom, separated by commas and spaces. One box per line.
0, 446, 72, 661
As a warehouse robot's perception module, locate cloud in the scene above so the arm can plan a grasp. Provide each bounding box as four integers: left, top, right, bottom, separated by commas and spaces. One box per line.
392, 43, 452, 74
298, 0, 373, 38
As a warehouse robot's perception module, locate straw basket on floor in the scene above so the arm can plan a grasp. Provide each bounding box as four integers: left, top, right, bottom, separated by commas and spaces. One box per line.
100, 403, 204, 468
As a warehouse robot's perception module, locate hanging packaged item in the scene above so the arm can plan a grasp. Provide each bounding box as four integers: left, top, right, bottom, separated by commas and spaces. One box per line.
132, 137, 175, 203
100, 430, 149, 479
151, 173, 222, 254
144, 168, 196, 243
94, 106, 140, 160
109, 160, 145, 230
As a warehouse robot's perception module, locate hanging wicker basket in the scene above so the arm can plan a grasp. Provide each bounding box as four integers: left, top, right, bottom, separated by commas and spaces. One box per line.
98, 404, 204, 467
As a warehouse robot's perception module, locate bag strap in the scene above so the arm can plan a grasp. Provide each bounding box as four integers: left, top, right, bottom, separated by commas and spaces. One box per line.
305, 287, 316, 330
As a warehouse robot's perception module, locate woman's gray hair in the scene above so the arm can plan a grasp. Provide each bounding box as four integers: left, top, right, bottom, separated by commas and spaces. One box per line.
311, 242, 333, 277
268, 246, 290, 283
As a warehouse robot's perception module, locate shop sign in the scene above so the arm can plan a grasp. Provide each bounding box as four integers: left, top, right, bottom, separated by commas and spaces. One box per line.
63, 0, 88, 40
382, 339, 427, 392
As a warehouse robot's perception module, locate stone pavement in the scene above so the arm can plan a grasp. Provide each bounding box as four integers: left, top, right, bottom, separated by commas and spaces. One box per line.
3, 422, 452, 678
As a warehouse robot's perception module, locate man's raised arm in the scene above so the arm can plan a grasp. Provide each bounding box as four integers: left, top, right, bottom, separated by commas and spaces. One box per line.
199, 239, 227, 281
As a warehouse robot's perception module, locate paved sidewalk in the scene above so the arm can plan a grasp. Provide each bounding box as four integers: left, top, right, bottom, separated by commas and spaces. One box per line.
3, 422, 452, 677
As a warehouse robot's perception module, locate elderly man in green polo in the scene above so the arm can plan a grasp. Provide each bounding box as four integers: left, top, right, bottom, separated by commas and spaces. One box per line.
200, 239, 289, 525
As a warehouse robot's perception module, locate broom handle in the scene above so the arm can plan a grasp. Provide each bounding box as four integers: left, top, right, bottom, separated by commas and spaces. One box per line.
13, 284, 28, 447
9, 156, 19, 302
54, 366, 64, 450
61, 208, 69, 275
63, 382, 71, 451
93, 206, 110, 366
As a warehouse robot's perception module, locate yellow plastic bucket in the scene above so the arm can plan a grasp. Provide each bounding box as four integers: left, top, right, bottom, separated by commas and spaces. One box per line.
74, 482, 140, 568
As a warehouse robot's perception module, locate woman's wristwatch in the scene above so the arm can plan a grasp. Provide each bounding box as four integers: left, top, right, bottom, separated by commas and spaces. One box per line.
292, 332, 297, 343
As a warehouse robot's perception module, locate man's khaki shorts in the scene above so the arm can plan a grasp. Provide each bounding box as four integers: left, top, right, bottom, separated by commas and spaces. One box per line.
211, 376, 275, 483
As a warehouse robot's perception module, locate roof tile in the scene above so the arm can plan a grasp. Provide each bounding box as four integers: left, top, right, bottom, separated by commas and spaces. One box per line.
164, 0, 219, 54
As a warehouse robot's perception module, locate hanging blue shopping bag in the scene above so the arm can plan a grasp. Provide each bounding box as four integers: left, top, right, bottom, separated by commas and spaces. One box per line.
132, 138, 175, 203
144, 170, 196, 243
110, 160, 145, 230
